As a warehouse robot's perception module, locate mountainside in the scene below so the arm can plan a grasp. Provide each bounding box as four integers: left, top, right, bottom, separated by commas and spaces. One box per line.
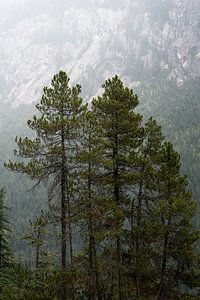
0, 0, 200, 105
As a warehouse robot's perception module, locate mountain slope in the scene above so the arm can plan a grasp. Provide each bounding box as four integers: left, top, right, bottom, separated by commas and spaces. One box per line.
0, 0, 200, 105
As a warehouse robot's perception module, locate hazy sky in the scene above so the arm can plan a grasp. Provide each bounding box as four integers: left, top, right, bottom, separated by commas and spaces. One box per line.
0, 0, 133, 16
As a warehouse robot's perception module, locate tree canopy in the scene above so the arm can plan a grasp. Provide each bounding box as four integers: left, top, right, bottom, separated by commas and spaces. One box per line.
3, 71, 200, 299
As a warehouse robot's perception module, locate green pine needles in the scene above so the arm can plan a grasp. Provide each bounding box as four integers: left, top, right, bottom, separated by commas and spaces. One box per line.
4, 71, 200, 299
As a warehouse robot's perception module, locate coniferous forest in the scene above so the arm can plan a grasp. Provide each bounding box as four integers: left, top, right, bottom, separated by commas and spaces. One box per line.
0, 71, 200, 299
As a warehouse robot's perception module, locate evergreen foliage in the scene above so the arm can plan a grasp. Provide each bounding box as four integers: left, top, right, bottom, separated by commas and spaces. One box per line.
3, 72, 200, 299
5, 70, 87, 299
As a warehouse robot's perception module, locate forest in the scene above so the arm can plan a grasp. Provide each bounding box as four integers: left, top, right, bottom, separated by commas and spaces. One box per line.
0, 71, 200, 300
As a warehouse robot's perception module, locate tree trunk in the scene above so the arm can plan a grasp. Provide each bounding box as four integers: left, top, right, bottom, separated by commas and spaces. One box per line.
66, 190, 75, 299
61, 128, 67, 300
89, 234, 99, 300
113, 127, 124, 300
35, 228, 41, 270
157, 225, 168, 300
88, 134, 100, 300
61, 172, 67, 300
116, 236, 123, 300
157, 179, 172, 300
135, 171, 145, 299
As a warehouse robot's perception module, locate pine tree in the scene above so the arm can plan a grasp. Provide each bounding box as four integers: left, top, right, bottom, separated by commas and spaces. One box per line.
5, 70, 86, 300
151, 142, 200, 299
75, 110, 103, 299
125, 125, 200, 299
124, 117, 165, 298
92, 75, 143, 299
23, 211, 49, 270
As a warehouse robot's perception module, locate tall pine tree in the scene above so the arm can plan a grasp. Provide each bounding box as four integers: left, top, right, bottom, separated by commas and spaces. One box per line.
92, 75, 143, 299
5, 71, 86, 300
151, 142, 200, 299
123, 117, 165, 298
75, 110, 104, 299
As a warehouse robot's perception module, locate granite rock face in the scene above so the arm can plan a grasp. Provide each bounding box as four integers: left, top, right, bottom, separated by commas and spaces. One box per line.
0, 0, 199, 104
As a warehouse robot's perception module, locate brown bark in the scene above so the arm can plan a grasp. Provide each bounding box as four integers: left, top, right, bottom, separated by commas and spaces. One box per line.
113, 124, 124, 300
88, 129, 100, 300
35, 227, 41, 270
157, 232, 168, 300
61, 132, 67, 300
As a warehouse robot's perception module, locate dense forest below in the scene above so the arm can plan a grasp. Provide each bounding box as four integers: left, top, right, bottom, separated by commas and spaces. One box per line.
0, 71, 200, 299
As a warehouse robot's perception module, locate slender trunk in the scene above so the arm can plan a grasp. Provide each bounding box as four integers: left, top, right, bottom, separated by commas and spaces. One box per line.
135, 173, 144, 299
116, 236, 123, 300
130, 198, 140, 299
137, 179, 143, 232
88, 129, 100, 300
66, 191, 73, 269
88, 233, 94, 300
113, 127, 124, 300
35, 228, 41, 270
66, 191, 75, 300
61, 165, 67, 270
61, 173, 67, 300
157, 232, 168, 300
88, 232, 100, 300
89, 234, 98, 300
60, 106, 75, 299
93, 243, 101, 300
157, 179, 172, 300
88, 211, 99, 299
61, 128, 67, 300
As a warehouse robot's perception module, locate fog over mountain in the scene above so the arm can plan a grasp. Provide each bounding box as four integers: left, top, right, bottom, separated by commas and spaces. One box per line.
0, 0, 200, 105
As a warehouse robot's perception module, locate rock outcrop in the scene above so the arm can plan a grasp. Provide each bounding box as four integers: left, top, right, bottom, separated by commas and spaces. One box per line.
0, 0, 199, 104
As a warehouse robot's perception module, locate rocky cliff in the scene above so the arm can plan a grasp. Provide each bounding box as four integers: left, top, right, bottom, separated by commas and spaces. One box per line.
0, 0, 199, 104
